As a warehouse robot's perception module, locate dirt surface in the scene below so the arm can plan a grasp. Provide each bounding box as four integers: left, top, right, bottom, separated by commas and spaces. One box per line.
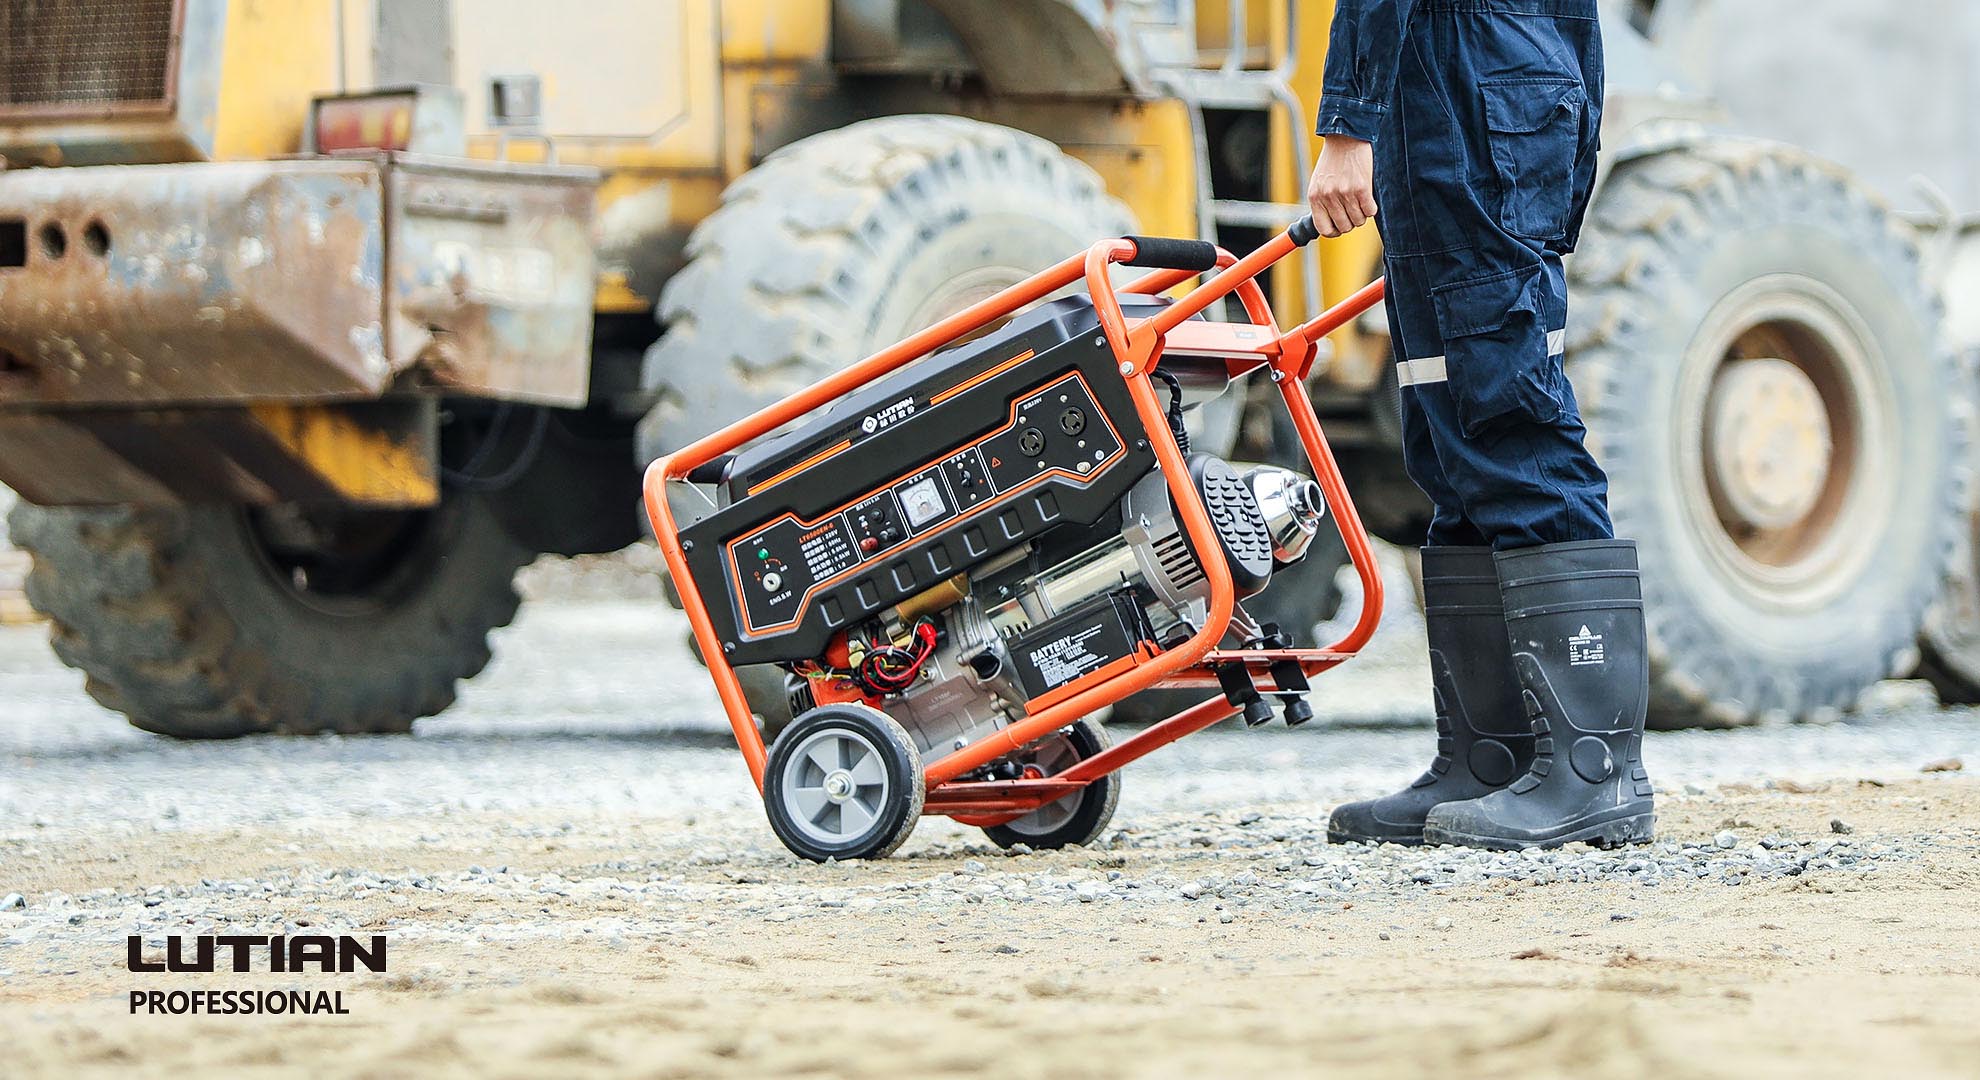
4, 576, 1980, 1078
4, 779, 1977, 1079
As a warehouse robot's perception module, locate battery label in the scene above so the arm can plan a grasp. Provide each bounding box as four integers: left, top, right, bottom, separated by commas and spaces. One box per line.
1008, 593, 1140, 699
1026, 625, 1114, 687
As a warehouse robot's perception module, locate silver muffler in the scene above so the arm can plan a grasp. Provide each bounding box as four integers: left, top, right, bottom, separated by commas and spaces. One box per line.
1245, 465, 1327, 565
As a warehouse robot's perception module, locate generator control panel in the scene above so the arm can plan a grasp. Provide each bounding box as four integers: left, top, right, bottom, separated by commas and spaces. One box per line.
728, 372, 1124, 636
676, 304, 1164, 666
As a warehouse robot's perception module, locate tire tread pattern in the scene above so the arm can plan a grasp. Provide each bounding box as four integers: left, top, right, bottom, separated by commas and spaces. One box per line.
8, 501, 529, 738
1566, 139, 1974, 727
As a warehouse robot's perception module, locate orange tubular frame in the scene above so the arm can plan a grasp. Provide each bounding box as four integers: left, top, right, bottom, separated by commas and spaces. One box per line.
643, 226, 1391, 819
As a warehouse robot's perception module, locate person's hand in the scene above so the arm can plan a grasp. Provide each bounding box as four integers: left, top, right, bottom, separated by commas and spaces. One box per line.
1306, 135, 1378, 238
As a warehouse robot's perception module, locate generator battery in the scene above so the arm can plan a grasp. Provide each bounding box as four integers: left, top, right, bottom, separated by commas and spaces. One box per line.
1007, 591, 1148, 699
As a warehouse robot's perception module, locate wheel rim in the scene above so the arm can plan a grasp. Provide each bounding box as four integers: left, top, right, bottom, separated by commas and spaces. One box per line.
997, 730, 1084, 837
890, 264, 1031, 350
780, 727, 893, 846
1673, 274, 1895, 612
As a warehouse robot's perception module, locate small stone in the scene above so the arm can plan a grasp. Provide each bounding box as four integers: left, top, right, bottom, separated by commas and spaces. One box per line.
0, 894, 23, 911
1180, 882, 1205, 900
1920, 758, 1963, 773
1830, 819, 1854, 835
1377, 931, 1391, 941
1432, 916, 1453, 931
1714, 831, 1738, 850
963, 860, 987, 874
991, 943, 1020, 955
1008, 844, 1034, 856
1218, 912, 1235, 924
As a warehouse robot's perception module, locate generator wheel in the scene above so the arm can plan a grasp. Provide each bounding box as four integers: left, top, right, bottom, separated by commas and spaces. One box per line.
1566, 140, 1971, 727
8, 495, 530, 738
764, 704, 924, 862
982, 718, 1119, 851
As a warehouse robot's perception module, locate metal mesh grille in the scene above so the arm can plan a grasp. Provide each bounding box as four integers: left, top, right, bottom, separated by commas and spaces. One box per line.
0, 0, 178, 111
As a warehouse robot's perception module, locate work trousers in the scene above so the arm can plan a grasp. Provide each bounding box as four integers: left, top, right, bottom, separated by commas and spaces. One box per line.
1374, 0, 1614, 549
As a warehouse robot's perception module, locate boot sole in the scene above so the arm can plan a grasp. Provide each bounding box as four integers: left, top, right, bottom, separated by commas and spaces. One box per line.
1422, 812, 1655, 852
1326, 827, 1424, 847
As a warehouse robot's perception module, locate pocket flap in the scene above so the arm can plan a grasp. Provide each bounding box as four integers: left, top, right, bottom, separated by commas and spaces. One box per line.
1431, 265, 1543, 340
1481, 79, 1582, 135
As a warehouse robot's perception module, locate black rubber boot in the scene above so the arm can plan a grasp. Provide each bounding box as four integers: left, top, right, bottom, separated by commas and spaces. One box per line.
1327, 548, 1534, 845
1422, 540, 1656, 850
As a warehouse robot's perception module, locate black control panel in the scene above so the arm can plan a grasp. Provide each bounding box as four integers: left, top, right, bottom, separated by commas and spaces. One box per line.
727, 372, 1124, 636
677, 317, 1160, 666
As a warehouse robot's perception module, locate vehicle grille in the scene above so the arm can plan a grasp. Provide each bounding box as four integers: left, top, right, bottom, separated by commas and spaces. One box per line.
0, 0, 179, 113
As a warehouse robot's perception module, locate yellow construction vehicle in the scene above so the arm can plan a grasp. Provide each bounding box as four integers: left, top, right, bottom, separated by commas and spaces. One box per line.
1, 1, 1969, 737
0, 1, 1383, 737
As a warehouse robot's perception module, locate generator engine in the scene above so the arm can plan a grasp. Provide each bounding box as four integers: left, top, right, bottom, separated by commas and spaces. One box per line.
676, 293, 1329, 766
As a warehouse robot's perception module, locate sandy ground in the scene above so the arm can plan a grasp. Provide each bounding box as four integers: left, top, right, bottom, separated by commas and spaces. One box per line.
3, 565, 1979, 1078
2, 780, 1976, 1079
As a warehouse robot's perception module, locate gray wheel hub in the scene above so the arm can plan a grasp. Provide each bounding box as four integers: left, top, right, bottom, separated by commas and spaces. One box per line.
779, 728, 892, 846
1705, 357, 1833, 531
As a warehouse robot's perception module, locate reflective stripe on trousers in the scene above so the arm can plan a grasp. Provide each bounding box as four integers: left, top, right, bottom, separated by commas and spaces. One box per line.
1396, 330, 1566, 388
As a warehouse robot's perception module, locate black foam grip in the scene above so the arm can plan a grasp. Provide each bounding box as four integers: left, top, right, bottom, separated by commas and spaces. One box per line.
685, 454, 733, 485
1121, 235, 1220, 272
1288, 215, 1320, 247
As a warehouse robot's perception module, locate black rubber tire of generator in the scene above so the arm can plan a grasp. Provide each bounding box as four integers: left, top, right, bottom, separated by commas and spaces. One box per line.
763, 704, 926, 862
8, 496, 531, 738
982, 717, 1121, 851
1564, 139, 1972, 728
641, 115, 1135, 725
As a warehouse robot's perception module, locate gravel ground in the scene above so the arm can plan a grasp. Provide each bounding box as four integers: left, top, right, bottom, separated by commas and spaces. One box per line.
4, 553, 1979, 1077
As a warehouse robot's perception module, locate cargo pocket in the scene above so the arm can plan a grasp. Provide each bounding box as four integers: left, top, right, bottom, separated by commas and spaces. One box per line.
1481, 78, 1584, 241
1431, 265, 1563, 437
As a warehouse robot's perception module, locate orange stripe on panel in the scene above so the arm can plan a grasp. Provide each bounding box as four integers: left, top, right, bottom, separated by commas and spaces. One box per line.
930, 350, 1035, 405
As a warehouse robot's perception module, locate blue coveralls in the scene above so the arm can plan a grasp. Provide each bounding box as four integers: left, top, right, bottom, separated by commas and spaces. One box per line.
1318, 0, 1613, 550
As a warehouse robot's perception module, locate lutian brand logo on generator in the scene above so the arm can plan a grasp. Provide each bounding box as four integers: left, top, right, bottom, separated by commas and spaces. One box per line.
125, 934, 387, 1016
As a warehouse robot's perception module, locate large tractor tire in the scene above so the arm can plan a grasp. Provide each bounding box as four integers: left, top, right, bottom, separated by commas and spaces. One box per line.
9, 494, 531, 738
1566, 140, 1971, 727
1916, 505, 1980, 705
639, 116, 1135, 732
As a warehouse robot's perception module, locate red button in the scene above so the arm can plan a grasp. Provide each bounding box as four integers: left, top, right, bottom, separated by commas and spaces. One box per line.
859, 536, 879, 553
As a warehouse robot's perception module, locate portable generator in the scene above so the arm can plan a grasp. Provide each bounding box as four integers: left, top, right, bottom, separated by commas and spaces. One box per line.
647, 219, 1390, 861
